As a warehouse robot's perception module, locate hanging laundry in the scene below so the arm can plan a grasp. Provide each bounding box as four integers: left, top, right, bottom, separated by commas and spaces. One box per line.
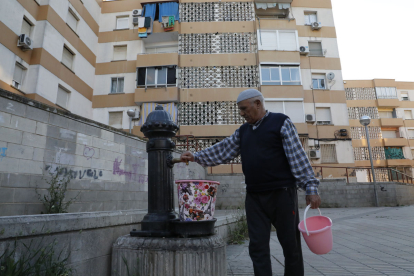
139, 32, 147, 38
147, 18, 153, 34
255, 3, 267, 9
143, 3, 156, 21
278, 3, 291, 9
158, 2, 179, 23
138, 17, 145, 28
267, 3, 277, 8
144, 17, 151, 28
138, 27, 147, 33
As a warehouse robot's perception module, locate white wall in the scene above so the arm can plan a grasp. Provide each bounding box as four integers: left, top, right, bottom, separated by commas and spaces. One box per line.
0, 44, 17, 86
0, 0, 37, 36
99, 12, 133, 32
310, 140, 354, 164
292, 7, 335, 27
82, 0, 101, 25
41, 22, 95, 88
96, 41, 143, 63
397, 89, 414, 101
298, 37, 340, 58
301, 69, 344, 91
48, 0, 98, 52
304, 103, 349, 126
94, 73, 136, 96
34, 66, 92, 118
93, 106, 141, 130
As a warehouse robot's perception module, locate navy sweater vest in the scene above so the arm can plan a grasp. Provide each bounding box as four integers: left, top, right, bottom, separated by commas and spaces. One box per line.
239, 112, 296, 192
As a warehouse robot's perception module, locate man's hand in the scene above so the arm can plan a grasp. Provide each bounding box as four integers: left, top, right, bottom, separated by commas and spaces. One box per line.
306, 195, 321, 209
180, 151, 195, 163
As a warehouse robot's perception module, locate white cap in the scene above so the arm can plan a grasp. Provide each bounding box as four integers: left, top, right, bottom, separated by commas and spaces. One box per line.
236, 89, 263, 103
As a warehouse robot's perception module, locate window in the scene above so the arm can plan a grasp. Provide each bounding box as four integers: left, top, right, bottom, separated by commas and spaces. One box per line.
108, 112, 123, 129
401, 92, 409, 101
376, 87, 397, 99
304, 11, 317, 25
382, 130, 398, 138
113, 45, 127, 60
261, 65, 301, 85
312, 74, 326, 90
321, 144, 337, 163
116, 16, 129, 29
111, 77, 124, 93
266, 100, 305, 123
258, 30, 298, 51
404, 110, 413, 119
21, 18, 32, 36
62, 46, 74, 69
12, 63, 26, 89
408, 130, 414, 139
145, 45, 178, 54
137, 66, 177, 88
67, 8, 79, 32
308, 42, 323, 56
57, 86, 70, 108
378, 110, 395, 119
316, 107, 331, 125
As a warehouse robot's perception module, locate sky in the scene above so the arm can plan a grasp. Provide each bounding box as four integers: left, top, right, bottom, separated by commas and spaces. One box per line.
331, 0, 414, 82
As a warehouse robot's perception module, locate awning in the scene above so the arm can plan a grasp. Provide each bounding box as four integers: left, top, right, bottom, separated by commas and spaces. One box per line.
138, 102, 178, 126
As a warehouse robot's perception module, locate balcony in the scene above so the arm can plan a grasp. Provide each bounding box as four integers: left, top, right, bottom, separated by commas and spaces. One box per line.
380, 118, 404, 127
180, 53, 256, 67
376, 98, 400, 107
136, 52, 178, 67
383, 138, 409, 147
134, 87, 178, 104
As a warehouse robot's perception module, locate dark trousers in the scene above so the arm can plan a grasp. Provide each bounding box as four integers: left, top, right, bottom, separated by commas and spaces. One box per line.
245, 187, 304, 276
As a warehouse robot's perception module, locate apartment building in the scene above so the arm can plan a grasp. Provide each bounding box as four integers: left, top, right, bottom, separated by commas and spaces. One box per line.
0, 0, 353, 174
345, 79, 414, 176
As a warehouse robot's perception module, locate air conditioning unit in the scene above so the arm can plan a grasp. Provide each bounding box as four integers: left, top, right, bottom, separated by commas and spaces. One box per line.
306, 114, 315, 122
131, 109, 140, 121
309, 149, 321, 159
132, 17, 139, 26
299, 46, 309, 55
317, 121, 331, 125
132, 9, 142, 16
311, 22, 322, 30
17, 34, 32, 51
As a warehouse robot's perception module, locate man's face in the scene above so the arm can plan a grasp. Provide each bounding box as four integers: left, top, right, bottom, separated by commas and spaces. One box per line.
238, 99, 260, 124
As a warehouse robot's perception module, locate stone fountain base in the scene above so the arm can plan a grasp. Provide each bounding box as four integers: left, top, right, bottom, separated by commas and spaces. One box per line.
111, 234, 227, 276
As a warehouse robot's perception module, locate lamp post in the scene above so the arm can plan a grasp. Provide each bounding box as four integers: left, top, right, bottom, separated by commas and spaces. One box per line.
360, 115, 379, 207
127, 109, 135, 134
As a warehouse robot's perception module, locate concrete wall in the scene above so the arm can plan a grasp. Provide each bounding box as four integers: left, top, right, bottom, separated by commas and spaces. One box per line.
207, 174, 414, 209
0, 88, 205, 216
0, 209, 239, 276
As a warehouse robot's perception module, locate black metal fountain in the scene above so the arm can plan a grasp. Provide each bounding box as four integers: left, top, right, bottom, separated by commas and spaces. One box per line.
111, 106, 226, 276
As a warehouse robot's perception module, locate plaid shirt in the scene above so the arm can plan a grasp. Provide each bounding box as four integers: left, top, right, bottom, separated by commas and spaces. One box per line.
194, 111, 319, 195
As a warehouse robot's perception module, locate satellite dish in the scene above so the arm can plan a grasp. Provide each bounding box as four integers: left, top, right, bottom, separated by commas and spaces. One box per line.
327, 72, 335, 81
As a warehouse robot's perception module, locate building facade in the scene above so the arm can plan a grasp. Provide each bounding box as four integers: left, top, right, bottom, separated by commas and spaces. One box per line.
345, 79, 414, 176
0, 0, 353, 173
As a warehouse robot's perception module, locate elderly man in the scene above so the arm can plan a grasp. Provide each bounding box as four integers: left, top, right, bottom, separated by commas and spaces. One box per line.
180, 89, 321, 276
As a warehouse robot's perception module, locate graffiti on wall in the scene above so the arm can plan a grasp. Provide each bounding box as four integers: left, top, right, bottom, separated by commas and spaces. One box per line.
83, 146, 95, 160
113, 157, 148, 184
0, 147, 7, 160
45, 165, 103, 180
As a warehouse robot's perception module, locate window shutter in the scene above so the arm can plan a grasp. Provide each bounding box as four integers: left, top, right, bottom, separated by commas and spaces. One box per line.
316, 107, 331, 122
259, 31, 277, 50
321, 144, 337, 163
308, 42, 323, 56
62, 47, 74, 69
278, 32, 297, 51
382, 131, 397, 138
284, 102, 305, 123
13, 64, 24, 84
265, 101, 284, 114
21, 19, 31, 36
117, 78, 124, 93
109, 112, 123, 129
67, 10, 78, 31
310, 13, 317, 23
57, 86, 69, 108
408, 130, 414, 139
116, 17, 129, 29
111, 78, 117, 93
304, 14, 310, 25
113, 46, 127, 60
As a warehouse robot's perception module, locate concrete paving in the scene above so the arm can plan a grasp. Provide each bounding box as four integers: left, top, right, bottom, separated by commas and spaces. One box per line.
227, 206, 414, 276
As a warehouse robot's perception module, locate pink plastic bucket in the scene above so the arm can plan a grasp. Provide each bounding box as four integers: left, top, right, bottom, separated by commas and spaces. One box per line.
298, 205, 333, 255
175, 180, 220, 222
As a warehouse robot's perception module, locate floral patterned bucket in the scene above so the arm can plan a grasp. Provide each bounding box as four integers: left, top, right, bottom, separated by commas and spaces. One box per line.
175, 180, 220, 222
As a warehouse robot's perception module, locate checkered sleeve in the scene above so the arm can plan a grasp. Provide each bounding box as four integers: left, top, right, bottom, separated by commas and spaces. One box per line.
193, 129, 241, 167
281, 118, 319, 195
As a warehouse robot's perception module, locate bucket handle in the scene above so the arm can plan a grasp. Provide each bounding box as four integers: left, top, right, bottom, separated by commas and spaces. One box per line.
303, 204, 321, 236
